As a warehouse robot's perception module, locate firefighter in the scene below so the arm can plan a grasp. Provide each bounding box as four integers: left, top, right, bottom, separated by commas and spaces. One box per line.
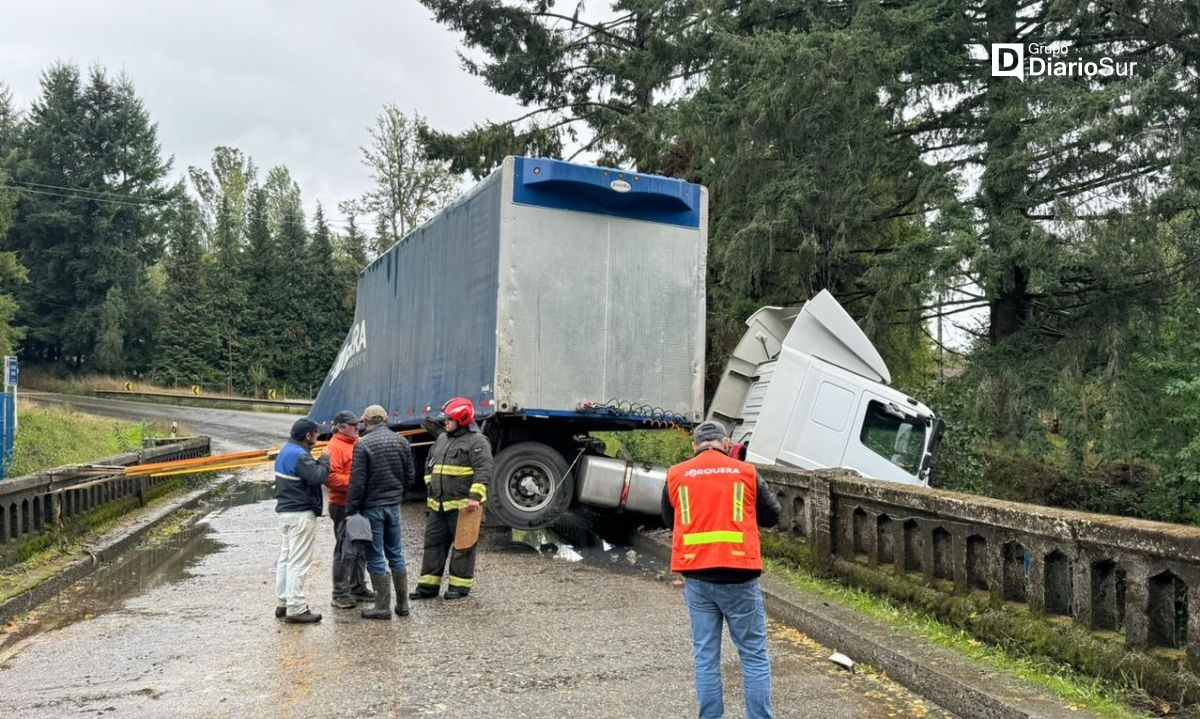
409, 397, 493, 600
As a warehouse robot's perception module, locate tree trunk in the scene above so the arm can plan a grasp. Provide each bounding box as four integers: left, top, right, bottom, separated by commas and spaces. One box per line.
989, 265, 1033, 344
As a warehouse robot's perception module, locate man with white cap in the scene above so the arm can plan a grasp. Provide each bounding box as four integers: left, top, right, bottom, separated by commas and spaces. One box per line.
661, 420, 781, 719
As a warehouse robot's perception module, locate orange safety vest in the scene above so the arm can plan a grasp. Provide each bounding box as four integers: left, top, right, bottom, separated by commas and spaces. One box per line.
668, 448, 762, 573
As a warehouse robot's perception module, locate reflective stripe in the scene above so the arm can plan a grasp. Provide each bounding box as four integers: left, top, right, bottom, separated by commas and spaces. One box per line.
434, 464, 474, 476
423, 474, 432, 485
428, 497, 471, 511
679, 486, 691, 525
448, 576, 474, 588
469, 482, 488, 502
418, 574, 441, 586
682, 530, 745, 546
733, 483, 744, 523
274, 472, 301, 481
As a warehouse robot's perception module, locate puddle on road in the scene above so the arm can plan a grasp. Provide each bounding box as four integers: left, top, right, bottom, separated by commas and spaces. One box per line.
0, 480, 275, 665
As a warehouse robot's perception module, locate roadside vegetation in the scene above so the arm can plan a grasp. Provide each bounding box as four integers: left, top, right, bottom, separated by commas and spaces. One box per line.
594, 428, 693, 467
6, 401, 167, 478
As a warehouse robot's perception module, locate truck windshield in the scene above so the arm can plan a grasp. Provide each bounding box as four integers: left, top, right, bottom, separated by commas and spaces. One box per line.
859, 401, 926, 474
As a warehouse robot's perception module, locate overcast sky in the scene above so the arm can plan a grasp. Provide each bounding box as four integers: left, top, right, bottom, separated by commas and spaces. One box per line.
0, 0, 523, 229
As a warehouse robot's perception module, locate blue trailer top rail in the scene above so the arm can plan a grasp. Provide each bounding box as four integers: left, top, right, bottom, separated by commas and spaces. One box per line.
513, 157, 702, 229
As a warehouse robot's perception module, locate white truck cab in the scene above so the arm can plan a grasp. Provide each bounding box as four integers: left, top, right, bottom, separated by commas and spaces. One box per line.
708, 291, 943, 486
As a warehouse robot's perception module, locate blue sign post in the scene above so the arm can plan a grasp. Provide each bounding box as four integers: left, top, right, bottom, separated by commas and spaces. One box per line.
1, 356, 16, 478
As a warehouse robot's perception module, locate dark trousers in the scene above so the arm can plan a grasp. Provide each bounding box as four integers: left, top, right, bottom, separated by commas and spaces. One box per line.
415, 509, 478, 595
329, 504, 368, 599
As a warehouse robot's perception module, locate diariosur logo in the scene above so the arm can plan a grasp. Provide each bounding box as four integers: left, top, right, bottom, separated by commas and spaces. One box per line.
329, 320, 367, 382
991, 43, 1137, 81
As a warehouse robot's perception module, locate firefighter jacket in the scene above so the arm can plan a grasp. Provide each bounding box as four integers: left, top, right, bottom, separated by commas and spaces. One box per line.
425, 426, 492, 512
665, 448, 779, 575
325, 433, 356, 507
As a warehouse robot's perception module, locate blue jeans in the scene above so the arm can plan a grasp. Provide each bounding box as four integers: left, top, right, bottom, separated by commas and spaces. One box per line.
361, 505, 406, 576
684, 577, 774, 719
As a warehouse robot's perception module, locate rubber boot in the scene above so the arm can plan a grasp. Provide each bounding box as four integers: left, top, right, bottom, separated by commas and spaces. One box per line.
360, 574, 392, 620
393, 570, 410, 617
409, 585, 439, 601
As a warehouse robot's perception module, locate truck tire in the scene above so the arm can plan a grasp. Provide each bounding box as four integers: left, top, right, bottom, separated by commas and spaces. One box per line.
488, 442, 574, 529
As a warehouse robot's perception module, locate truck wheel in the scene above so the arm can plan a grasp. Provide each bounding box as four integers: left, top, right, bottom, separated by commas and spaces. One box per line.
489, 442, 574, 529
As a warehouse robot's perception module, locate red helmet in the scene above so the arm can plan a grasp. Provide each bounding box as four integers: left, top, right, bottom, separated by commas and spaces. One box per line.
442, 397, 475, 426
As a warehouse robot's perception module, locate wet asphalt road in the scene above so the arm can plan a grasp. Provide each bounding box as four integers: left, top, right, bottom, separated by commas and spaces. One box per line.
23, 391, 299, 453
0, 465, 955, 719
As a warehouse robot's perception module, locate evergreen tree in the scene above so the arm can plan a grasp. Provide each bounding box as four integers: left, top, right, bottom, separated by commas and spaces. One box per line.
155, 201, 220, 386
9, 63, 172, 368
0, 88, 24, 359
94, 287, 127, 374
337, 211, 369, 272
417, 0, 706, 176
305, 205, 345, 388
208, 192, 248, 393
680, 18, 956, 383
239, 187, 277, 395
273, 201, 313, 394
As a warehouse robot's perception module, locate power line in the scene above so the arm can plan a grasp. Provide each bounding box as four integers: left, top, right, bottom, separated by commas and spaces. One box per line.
1, 183, 173, 210
7, 179, 173, 205
0, 182, 363, 235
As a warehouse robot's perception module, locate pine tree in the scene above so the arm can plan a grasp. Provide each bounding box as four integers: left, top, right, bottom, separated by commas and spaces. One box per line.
417, 0, 706, 176
155, 202, 220, 386
305, 205, 345, 389
207, 192, 247, 393
239, 187, 278, 395
10, 63, 172, 368
273, 201, 313, 394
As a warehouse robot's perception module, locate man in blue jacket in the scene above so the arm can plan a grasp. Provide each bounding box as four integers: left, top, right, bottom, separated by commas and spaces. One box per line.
274, 417, 330, 624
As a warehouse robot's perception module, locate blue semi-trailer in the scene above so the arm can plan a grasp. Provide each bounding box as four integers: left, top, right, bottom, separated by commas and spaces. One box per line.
311, 156, 709, 528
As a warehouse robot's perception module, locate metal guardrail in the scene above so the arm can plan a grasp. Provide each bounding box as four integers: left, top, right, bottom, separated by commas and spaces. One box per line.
93, 389, 312, 410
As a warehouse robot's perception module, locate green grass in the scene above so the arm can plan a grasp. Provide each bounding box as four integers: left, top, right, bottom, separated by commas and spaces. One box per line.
593, 428, 694, 466
763, 548, 1157, 718
5, 401, 167, 477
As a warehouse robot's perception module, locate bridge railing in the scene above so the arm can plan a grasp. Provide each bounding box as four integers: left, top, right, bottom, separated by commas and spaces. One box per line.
765, 465, 1200, 662
0, 437, 211, 561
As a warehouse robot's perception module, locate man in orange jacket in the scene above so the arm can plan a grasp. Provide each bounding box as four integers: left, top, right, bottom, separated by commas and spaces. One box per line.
662, 421, 781, 719
327, 410, 373, 608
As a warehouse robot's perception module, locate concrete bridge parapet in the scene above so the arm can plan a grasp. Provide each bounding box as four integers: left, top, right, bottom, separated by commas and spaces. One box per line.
0, 437, 211, 563
762, 466, 1200, 662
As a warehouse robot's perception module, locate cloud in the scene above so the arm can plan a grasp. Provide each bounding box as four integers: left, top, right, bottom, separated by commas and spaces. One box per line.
0, 0, 523, 226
